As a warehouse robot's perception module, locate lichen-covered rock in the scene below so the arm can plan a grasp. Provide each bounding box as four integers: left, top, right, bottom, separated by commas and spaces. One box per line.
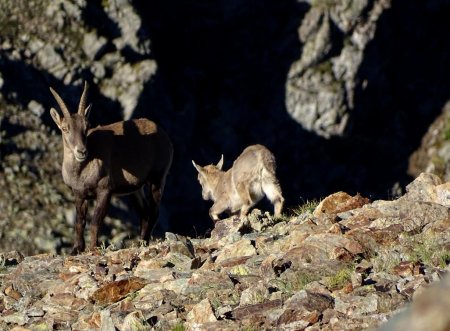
286, 0, 391, 137
408, 101, 450, 182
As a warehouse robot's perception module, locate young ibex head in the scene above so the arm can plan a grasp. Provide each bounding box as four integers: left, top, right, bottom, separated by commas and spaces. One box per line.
192, 155, 223, 201
49, 82, 91, 162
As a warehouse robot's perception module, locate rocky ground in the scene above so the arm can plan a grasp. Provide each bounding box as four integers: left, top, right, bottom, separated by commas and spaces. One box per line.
0, 172, 449, 330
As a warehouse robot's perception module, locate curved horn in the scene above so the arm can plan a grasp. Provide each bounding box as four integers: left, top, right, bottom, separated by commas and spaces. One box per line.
49, 87, 71, 118
78, 81, 89, 115
216, 154, 224, 170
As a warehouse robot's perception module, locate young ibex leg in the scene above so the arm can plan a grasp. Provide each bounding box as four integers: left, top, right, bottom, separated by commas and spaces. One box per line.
72, 197, 88, 255
262, 180, 284, 217
236, 183, 253, 219
209, 209, 220, 222
89, 191, 111, 251
209, 200, 227, 222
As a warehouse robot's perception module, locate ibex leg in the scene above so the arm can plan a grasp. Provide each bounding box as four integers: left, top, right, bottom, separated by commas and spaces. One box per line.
236, 183, 253, 218
72, 196, 88, 255
89, 191, 111, 251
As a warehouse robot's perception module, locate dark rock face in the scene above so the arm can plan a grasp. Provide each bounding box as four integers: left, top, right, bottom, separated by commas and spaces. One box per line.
0, 0, 450, 253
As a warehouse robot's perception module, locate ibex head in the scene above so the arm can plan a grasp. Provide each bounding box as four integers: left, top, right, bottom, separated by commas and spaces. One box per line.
192, 154, 224, 200
50, 82, 92, 162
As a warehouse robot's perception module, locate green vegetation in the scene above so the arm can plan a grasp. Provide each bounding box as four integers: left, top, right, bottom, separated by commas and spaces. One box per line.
316, 61, 333, 75
373, 233, 450, 273
325, 265, 353, 290
291, 199, 321, 216
438, 252, 450, 269
406, 233, 450, 268
0, 255, 6, 273
242, 326, 259, 331
430, 155, 446, 179
288, 272, 321, 292
442, 118, 450, 140
272, 213, 291, 223
271, 270, 321, 294
171, 323, 185, 331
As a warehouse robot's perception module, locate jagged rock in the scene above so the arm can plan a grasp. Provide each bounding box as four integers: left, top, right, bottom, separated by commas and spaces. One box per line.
210, 217, 250, 242
99, 60, 157, 119
286, 0, 391, 137
334, 293, 379, 317
231, 299, 283, 321
285, 290, 334, 313
186, 298, 217, 325
120, 310, 149, 331
82, 32, 108, 61
408, 102, 450, 181
239, 281, 269, 306
379, 275, 450, 331
134, 263, 173, 282
91, 277, 146, 305
214, 238, 256, 264
313, 192, 370, 217
402, 172, 450, 207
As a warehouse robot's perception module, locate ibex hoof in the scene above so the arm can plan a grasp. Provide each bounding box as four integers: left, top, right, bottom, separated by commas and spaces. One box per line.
70, 246, 84, 255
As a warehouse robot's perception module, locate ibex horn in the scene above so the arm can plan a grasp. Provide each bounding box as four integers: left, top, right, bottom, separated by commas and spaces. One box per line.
78, 81, 89, 115
49, 87, 71, 119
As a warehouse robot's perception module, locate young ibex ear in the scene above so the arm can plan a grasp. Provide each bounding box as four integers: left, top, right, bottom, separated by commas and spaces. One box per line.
216, 154, 224, 170
50, 107, 63, 129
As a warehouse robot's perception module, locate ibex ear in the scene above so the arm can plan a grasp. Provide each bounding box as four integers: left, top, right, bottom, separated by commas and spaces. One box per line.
216, 154, 224, 170
83, 104, 92, 119
50, 107, 62, 129
192, 160, 203, 174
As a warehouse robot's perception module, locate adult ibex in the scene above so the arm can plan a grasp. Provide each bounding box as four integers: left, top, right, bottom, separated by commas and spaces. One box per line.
192, 144, 284, 221
49, 82, 173, 254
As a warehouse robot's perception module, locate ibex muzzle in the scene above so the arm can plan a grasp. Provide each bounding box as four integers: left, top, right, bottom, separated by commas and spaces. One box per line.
50, 82, 173, 254
192, 144, 284, 221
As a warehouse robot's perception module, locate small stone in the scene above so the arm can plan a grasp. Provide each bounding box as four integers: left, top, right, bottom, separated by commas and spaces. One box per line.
5, 286, 22, 301
214, 239, 256, 264
121, 311, 149, 331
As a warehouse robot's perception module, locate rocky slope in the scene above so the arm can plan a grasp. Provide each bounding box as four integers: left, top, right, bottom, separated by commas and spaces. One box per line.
408, 101, 450, 182
2, 0, 450, 255
0, 173, 449, 330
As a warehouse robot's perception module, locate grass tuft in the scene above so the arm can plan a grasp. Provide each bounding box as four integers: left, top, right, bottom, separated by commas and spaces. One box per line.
325, 265, 353, 290
291, 199, 321, 216
171, 322, 185, 331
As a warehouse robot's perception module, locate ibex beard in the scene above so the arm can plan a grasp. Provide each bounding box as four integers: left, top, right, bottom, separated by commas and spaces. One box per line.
192, 144, 284, 222
49, 82, 173, 255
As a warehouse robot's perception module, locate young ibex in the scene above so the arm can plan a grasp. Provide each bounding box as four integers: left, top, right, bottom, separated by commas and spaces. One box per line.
49, 82, 173, 254
192, 144, 284, 221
